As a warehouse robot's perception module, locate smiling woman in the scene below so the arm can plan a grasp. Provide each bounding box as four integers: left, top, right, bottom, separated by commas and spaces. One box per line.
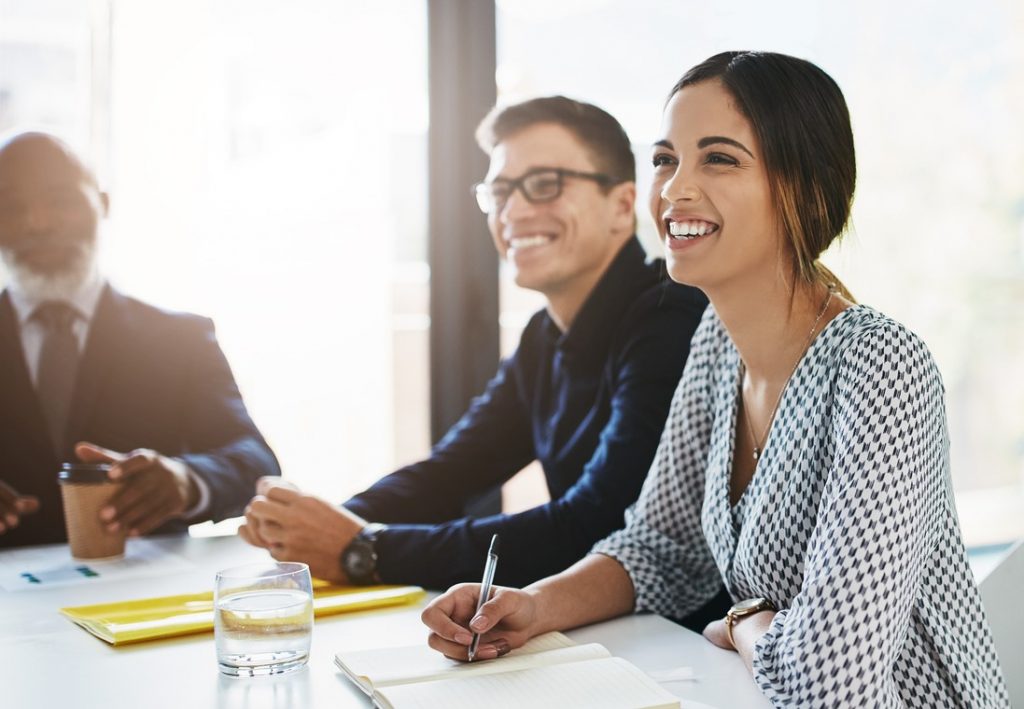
651, 83, 853, 305
422, 51, 1010, 709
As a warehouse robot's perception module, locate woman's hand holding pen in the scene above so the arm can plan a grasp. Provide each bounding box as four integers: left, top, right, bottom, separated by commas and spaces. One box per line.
422, 584, 540, 662
424, 555, 637, 663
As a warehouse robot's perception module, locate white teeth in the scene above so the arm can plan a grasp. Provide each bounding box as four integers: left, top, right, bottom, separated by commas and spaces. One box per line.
509, 235, 551, 249
667, 219, 717, 240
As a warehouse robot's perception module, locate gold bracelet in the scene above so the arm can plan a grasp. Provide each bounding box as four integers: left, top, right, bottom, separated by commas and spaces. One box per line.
725, 614, 738, 648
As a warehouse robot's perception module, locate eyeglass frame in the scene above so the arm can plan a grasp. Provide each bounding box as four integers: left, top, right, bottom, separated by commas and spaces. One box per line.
471, 167, 621, 214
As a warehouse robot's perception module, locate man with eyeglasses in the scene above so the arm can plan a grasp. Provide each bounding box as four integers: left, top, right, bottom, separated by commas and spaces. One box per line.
241, 97, 723, 625
0, 131, 281, 548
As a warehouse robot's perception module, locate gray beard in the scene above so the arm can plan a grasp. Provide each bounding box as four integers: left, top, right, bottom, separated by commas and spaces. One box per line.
0, 243, 100, 302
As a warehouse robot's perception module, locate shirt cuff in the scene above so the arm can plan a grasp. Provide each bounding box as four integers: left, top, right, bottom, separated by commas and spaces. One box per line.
179, 461, 211, 520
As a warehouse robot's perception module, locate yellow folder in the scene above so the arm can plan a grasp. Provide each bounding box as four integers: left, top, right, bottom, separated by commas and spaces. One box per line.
60, 582, 425, 645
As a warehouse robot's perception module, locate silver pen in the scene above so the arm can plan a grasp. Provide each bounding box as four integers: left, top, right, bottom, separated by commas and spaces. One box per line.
467, 534, 500, 662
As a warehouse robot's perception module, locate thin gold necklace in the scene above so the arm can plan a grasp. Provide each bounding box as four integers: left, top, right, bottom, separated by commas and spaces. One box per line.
741, 286, 834, 462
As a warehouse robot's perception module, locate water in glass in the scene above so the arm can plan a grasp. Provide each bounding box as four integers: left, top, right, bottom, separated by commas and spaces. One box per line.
214, 563, 313, 677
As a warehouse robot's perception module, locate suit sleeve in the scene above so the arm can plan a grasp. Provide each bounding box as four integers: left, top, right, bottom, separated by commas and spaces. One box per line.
174, 318, 281, 522
344, 351, 536, 525
363, 298, 706, 590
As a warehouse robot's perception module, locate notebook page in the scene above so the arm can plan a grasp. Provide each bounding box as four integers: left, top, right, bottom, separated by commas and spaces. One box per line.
334, 631, 582, 689
376, 656, 680, 709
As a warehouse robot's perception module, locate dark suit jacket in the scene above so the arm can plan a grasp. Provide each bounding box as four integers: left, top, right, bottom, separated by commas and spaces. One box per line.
0, 284, 280, 548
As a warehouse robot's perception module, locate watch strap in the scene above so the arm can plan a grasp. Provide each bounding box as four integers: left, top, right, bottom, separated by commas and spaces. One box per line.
725, 598, 775, 648
358, 522, 387, 544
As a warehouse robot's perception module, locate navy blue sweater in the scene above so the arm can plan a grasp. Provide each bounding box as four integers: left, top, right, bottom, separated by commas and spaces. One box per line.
344, 238, 707, 589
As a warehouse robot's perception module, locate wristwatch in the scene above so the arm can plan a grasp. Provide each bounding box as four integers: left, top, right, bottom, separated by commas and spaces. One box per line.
340, 523, 388, 585
725, 597, 775, 648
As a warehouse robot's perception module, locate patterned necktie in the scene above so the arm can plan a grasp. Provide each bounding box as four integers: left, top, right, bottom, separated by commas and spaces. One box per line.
33, 301, 81, 454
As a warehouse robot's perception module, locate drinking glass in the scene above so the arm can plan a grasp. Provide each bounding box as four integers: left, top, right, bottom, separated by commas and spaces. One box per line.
214, 562, 313, 677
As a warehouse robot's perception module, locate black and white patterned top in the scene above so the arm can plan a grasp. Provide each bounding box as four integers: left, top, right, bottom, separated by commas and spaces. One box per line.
593, 305, 1009, 707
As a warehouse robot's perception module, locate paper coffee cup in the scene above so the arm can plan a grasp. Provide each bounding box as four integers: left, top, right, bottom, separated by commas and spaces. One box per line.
58, 463, 126, 561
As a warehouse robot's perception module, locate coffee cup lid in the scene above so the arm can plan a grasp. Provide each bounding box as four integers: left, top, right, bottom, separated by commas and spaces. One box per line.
58, 463, 112, 484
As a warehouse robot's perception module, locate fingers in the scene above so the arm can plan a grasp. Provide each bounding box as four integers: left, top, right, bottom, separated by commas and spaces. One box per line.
103, 471, 170, 534
425, 630, 513, 662
241, 520, 294, 565
0, 482, 40, 533
264, 484, 301, 504
421, 585, 481, 645
469, 588, 522, 635
240, 502, 273, 548
251, 519, 286, 545
256, 476, 298, 496
124, 497, 179, 536
426, 632, 474, 660
238, 522, 274, 550
75, 441, 122, 464
76, 444, 163, 483
0, 481, 20, 527
238, 522, 254, 546
91, 450, 192, 535
107, 450, 159, 481
245, 495, 291, 526
0, 480, 19, 505
422, 585, 538, 662
471, 636, 513, 661
15, 496, 39, 515
103, 474, 158, 526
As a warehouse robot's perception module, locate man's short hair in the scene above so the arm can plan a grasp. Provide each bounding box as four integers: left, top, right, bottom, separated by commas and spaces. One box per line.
475, 96, 636, 185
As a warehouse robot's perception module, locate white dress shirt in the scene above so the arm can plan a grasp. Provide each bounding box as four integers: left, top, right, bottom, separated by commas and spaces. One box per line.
7, 272, 105, 387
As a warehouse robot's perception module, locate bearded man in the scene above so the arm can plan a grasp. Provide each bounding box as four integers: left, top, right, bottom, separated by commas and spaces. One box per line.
0, 131, 280, 548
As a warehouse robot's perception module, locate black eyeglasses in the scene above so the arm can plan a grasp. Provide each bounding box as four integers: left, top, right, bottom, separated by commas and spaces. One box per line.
472, 167, 617, 214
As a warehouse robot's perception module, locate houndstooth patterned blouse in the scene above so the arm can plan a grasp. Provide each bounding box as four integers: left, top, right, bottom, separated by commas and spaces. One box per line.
593, 305, 1009, 707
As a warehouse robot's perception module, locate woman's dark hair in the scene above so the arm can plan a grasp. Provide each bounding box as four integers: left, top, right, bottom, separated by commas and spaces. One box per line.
672, 51, 855, 297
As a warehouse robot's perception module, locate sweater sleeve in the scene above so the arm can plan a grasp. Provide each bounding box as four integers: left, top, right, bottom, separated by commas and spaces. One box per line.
343, 351, 535, 527
373, 298, 704, 589
592, 308, 725, 618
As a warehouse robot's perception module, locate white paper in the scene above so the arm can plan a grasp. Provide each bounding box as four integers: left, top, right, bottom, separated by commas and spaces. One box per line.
0, 538, 194, 591
336, 631, 582, 689
376, 656, 680, 709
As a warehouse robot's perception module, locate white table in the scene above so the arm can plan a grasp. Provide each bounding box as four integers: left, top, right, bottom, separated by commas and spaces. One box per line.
0, 535, 770, 708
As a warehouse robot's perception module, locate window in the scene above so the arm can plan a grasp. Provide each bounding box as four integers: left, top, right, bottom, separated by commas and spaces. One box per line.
2, 0, 432, 505
0, 0, 105, 153
105, 1, 432, 502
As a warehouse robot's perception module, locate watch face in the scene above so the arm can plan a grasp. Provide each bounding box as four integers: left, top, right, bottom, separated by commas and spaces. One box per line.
343, 544, 374, 578
732, 597, 769, 613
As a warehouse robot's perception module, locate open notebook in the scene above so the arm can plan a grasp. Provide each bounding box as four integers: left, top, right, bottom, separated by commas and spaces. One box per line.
334, 631, 679, 709
61, 583, 424, 645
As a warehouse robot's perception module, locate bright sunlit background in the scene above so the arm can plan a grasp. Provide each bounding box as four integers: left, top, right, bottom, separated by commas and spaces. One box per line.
2, 0, 1022, 546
